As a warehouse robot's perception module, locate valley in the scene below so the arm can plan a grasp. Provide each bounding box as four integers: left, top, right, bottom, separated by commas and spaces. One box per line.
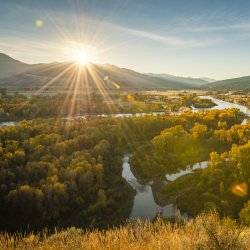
0, 54, 249, 238
1, 0, 250, 248
0, 89, 249, 231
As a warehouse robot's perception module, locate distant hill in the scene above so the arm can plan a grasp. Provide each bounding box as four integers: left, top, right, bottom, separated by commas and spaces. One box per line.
0, 53, 31, 78
203, 76, 250, 90
0, 53, 199, 91
147, 73, 215, 86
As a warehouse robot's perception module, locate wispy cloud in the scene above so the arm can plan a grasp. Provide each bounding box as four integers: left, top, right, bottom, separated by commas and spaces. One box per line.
105, 22, 220, 48
0, 36, 67, 63
182, 22, 250, 32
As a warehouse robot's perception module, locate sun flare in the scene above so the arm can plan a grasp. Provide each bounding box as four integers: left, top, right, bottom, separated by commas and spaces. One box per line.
65, 42, 97, 65
71, 48, 92, 65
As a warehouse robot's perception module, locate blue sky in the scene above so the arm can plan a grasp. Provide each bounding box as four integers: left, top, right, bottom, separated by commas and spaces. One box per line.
1, 0, 250, 79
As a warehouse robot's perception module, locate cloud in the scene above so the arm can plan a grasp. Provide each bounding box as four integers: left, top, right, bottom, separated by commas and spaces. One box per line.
105, 22, 220, 48
183, 23, 250, 33
0, 36, 67, 63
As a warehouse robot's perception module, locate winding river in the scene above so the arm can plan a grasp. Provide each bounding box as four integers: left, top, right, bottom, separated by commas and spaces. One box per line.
122, 155, 208, 220
193, 96, 250, 116
121, 96, 249, 220
1, 96, 249, 127
0, 96, 249, 220
122, 155, 185, 219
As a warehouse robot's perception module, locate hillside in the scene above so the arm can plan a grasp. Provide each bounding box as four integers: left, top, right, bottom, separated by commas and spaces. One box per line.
203, 76, 250, 90
147, 73, 215, 86
0, 53, 31, 78
0, 53, 198, 91
0, 213, 248, 249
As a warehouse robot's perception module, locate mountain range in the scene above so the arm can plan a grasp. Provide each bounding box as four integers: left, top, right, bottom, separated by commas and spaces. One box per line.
0, 53, 249, 91
203, 76, 250, 90
146, 73, 215, 86
0, 53, 30, 78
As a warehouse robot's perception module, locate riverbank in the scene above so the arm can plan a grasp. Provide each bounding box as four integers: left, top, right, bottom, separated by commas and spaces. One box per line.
1, 95, 249, 127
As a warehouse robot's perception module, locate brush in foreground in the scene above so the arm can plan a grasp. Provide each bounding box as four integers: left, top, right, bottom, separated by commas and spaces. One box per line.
0, 213, 249, 250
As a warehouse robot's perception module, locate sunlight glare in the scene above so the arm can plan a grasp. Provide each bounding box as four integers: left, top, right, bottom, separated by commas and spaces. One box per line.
65, 42, 97, 65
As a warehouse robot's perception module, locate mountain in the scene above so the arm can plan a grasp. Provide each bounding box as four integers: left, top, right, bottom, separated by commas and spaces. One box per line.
0, 54, 198, 91
199, 77, 216, 83
0, 53, 31, 78
203, 76, 250, 90
147, 73, 215, 86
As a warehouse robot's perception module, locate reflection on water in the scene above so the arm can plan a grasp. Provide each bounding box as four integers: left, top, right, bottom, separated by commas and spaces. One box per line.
122, 156, 209, 220
122, 155, 184, 220
2, 96, 249, 127
196, 96, 250, 116
69, 111, 166, 120
166, 161, 208, 181
0, 121, 15, 127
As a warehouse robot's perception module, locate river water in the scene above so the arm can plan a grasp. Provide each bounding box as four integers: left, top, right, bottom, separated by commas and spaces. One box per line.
0, 121, 15, 127
0, 96, 249, 219
122, 155, 185, 219
122, 156, 208, 220
1, 96, 249, 127
194, 96, 250, 116
121, 96, 249, 220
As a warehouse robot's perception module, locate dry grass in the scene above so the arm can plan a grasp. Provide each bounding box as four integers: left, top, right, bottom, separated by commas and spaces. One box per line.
0, 213, 249, 250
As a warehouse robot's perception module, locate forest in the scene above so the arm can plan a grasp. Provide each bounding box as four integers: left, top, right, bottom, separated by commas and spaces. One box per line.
0, 101, 249, 232
0, 92, 216, 121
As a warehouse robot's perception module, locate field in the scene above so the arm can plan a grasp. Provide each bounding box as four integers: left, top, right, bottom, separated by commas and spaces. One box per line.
0, 213, 249, 250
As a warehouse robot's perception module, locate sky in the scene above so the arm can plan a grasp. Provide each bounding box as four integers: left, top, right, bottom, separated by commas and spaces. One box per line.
1, 0, 250, 79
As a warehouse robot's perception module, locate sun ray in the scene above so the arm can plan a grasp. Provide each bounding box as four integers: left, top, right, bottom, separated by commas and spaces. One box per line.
64, 42, 97, 65
59, 65, 79, 117
35, 63, 75, 94
68, 64, 82, 118
86, 64, 118, 113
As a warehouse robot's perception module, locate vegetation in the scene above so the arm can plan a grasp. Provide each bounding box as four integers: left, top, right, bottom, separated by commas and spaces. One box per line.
0, 93, 165, 121
204, 76, 250, 91
162, 140, 250, 219
0, 92, 219, 122
0, 118, 135, 231
0, 106, 248, 232
0, 213, 249, 250
181, 93, 216, 108
132, 109, 246, 177
213, 92, 250, 109
129, 108, 250, 223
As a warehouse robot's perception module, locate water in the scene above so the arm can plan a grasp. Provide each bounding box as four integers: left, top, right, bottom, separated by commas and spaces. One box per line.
122, 155, 191, 220
121, 94, 250, 220
165, 161, 208, 181
194, 96, 250, 116
1, 96, 248, 219
68, 111, 166, 120
2, 96, 249, 126
0, 121, 15, 127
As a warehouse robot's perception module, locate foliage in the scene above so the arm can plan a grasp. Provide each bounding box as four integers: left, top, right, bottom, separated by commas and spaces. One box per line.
0, 106, 247, 232
0, 118, 134, 231
0, 213, 248, 250
162, 140, 250, 219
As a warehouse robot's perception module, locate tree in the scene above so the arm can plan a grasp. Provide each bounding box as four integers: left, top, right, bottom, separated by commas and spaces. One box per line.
240, 201, 250, 226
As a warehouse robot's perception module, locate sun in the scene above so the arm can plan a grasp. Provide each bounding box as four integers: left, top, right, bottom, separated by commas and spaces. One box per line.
65, 42, 97, 65
71, 47, 93, 65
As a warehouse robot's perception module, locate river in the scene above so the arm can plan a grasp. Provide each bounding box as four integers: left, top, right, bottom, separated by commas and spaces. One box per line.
122, 155, 185, 219
1, 96, 249, 219
1, 96, 249, 127
194, 96, 250, 116
121, 96, 249, 220
0, 121, 15, 127
122, 155, 208, 220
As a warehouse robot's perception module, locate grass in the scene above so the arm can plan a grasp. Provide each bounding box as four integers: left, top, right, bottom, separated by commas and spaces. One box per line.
0, 213, 249, 250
